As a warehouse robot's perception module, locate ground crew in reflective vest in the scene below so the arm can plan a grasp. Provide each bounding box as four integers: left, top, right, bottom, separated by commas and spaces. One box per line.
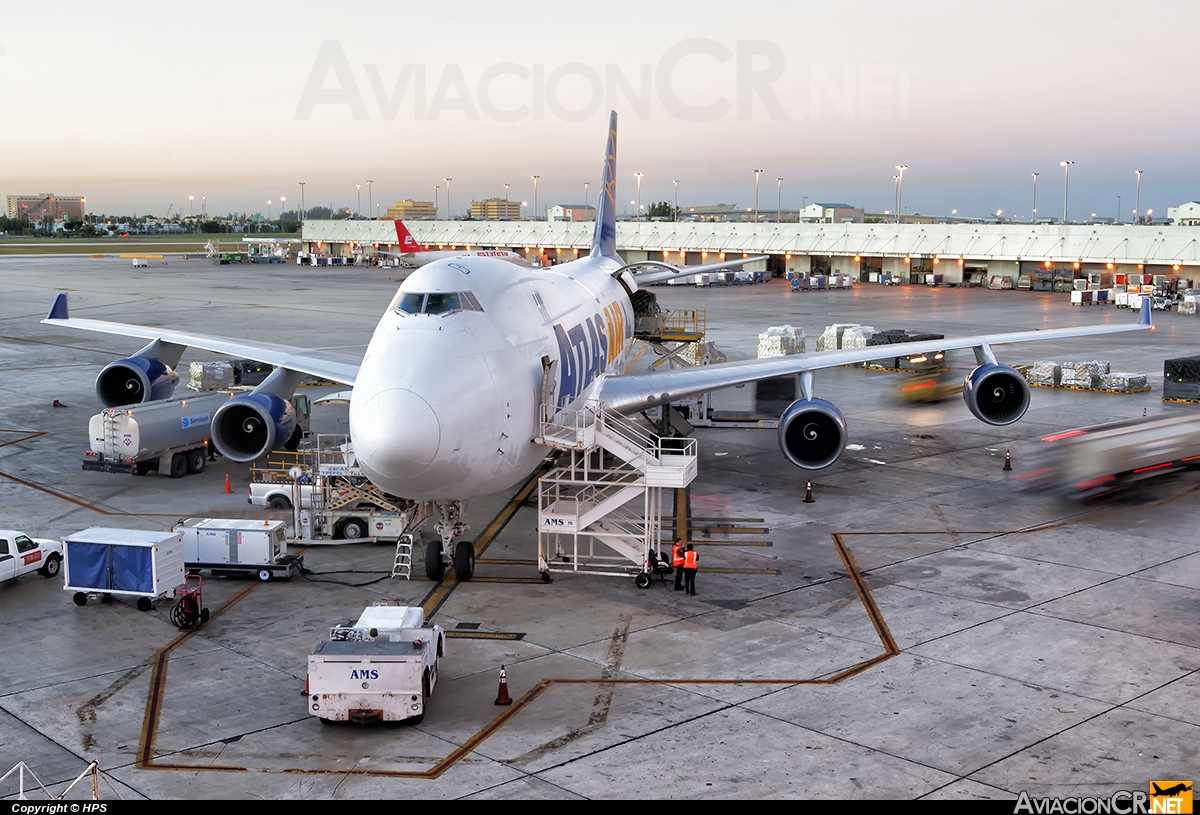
683, 544, 698, 596
672, 538, 685, 591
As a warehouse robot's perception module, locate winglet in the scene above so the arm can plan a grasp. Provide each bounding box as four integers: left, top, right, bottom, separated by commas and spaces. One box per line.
1138, 296, 1152, 328
47, 292, 69, 321
589, 110, 618, 260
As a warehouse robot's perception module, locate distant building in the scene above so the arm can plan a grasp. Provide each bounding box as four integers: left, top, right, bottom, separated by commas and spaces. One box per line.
679, 203, 751, 222
1168, 201, 1200, 226
799, 203, 864, 224
385, 199, 437, 220
547, 204, 597, 222
6, 193, 84, 222
470, 198, 523, 220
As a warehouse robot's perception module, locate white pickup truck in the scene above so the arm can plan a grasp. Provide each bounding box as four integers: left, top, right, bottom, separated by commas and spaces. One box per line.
0, 530, 63, 583
307, 606, 444, 725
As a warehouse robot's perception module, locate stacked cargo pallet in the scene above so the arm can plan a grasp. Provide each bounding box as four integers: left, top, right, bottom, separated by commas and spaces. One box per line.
1023, 360, 1149, 394
1163, 357, 1200, 402
757, 326, 806, 358
816, 323, 868, 352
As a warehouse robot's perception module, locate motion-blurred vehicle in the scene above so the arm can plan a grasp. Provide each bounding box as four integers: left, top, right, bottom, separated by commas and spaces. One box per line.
890, 370, 963, 403
1017, 414, 1200, 498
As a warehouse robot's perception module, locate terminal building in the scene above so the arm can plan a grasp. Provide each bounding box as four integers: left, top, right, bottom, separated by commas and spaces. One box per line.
300, 218, 1200, 286
6, 193, 84, 222
547, 204, 596, 222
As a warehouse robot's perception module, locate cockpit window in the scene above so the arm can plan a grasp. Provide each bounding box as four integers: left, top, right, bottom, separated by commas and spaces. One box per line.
424, 292, 460, 315
397, 292, 426, 314
393, 291, 483, 316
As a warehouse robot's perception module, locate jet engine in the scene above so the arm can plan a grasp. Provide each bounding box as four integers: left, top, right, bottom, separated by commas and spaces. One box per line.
210, 393, 296, 462
95, 357, 179, 408
963, 363, 1030, 426
777, 398, 848, 469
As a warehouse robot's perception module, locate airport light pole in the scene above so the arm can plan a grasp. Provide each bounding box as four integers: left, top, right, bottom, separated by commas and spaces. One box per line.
280, 197, 285, 226
298, 183, 305, 223
673, 180, 679, 222
893, 175, 901, 223
895, 165, 908, 224
1135, 170, 1143, 225
584, 182, 589, 215
189, 196, 194, 219
444, 178, 452, 220
434, 185, 440, 219
531, 175, 539, 221
635, 172, 644, 223
1031, 172, 1038, 221
753, 169, 762, 221
202, 196, 206, 218
356, 184, 362, 218
1060, 161, 1073, 223
504, 183, 510, 203
777, 178, 782, 222
367, 181, 373, 220
1117, 195, 1121, 225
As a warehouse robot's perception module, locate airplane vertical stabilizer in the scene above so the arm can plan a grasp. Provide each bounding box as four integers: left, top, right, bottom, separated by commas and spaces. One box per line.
394, 221, 428, 253
589, 111, 619, 259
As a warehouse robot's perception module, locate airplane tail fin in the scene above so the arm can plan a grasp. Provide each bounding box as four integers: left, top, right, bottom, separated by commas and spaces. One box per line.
394, 220, 428, 253
1138, 296, 1153, 327
589, 111, 619, 259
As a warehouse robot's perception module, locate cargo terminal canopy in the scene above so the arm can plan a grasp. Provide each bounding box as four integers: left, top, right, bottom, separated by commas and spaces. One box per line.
302, 219, 1200, 285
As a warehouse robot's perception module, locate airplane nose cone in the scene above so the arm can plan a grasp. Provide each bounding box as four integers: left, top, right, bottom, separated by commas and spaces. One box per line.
351, 388, 441, 482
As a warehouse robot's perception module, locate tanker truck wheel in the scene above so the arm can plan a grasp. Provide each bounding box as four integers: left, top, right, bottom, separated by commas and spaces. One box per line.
187, 450, 206, 474
170, 453, 188, 479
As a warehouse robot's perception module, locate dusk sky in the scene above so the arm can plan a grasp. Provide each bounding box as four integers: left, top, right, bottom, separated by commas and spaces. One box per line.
5, 1, 1198, 221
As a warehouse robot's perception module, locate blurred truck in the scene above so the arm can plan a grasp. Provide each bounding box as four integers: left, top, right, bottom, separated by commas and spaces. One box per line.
84, 391, 232, 477
1018, 414, 1200, 498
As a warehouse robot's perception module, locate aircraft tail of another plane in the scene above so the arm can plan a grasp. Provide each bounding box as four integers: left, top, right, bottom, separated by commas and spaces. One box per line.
589, 111, 619, 260
394, 220, 429, 253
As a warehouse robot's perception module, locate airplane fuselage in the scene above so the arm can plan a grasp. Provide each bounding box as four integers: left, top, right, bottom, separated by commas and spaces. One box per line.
349, 253, 632, 499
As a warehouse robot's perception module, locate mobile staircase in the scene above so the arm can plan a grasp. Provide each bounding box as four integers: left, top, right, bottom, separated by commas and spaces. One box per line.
534, 399, 697, 587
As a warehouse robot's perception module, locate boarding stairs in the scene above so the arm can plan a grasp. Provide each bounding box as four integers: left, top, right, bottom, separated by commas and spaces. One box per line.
534, 400, 697, 581
390, 533, 415, 580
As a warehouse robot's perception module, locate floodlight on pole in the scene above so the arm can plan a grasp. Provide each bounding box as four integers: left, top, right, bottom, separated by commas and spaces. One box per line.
776, 178, 782, 222
444, 178, 452, 220
1060, 161, 1073, 223
895, 165, 908, 223
531, 175, 539, 221
298, 182, 305, 222
1031, 172, 1038, 221
634, 172, 644, 223
1135, 170, 1143, 225
367, 181, 373, 219
753, 169, 762, 221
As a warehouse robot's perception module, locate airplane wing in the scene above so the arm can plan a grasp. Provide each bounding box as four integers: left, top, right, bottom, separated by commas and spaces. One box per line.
599, 298, 1153, 414
626, 255, 769, 285
41, 293, 360, 386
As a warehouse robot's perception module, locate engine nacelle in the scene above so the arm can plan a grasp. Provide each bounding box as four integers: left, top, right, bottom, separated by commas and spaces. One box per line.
777, 398, 848, 470
963, 363, 1031, 426
211, 393, 296, 462
95, 357, 179, 408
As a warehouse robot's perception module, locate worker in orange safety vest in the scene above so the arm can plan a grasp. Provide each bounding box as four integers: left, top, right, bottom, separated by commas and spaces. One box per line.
671, 538, 685, 591
682, 543, 698, 596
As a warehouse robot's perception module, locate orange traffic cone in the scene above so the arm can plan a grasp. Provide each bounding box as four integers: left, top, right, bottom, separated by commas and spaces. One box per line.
223, 473, 232, 494
803, 481, 815, 503
494, 664, 512, 706
1003, 449, 1012, 471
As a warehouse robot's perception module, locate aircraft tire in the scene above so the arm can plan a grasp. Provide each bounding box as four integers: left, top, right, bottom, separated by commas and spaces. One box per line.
425, 540, 445, 582
453, 541, 475, 581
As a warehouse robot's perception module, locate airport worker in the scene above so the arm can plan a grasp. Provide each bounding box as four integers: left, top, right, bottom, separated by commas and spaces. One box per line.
683, 544, 699, 596
672, 537, 686, 591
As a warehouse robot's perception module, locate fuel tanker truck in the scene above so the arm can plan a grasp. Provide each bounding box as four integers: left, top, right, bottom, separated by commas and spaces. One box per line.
83, 391, 233, 477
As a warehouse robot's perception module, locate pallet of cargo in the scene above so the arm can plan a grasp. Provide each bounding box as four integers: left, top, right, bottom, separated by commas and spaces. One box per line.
1162, 397, 1200, 404
1027, 381, 1150, 395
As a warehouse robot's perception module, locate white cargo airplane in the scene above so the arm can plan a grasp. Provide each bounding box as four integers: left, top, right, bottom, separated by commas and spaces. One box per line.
43, 111, 1152, 582
386, 221, 532, 267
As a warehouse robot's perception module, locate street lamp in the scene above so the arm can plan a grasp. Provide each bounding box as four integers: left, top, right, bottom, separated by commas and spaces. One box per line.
893, 175, 900, 222
895, 165, 908, 224
504, 183, 510, 202
531, 175, 539, 221
673, 180, 679, 222
753, 169, 762, 221
356, 184, 361, 218
1060, 161, 1073, 223
584, 182, 589, 215
444, 178, 452, 220
1135, 170, 1143, 225
1031, 172, 1038, 221
521, 201, 527, 220
298, 182, 305, 222
189, 196, 194, 218
280, 197, 286, 225
634, 172, 644, 223
367, 181, 373, 219
434, 185, 439, 219
776, 177, 782, 222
